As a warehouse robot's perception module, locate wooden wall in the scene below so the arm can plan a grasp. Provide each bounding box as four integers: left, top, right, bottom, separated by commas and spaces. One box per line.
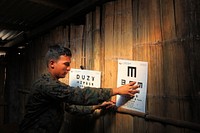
4, 0, 200, 132
0, 56, 6, 124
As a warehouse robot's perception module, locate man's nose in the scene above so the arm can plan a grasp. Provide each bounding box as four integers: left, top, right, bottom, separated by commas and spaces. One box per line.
67, 66, 71, 71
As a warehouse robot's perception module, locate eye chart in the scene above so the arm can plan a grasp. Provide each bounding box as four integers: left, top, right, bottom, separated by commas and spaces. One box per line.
116, 59, 148, 113
69, 68, 101, 88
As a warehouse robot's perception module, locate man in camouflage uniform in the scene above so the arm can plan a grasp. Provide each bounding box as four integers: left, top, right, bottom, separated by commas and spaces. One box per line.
19, 44, 139, 133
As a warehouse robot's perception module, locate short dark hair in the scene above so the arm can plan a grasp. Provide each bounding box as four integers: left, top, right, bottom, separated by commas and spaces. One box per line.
45, 44, 72, 66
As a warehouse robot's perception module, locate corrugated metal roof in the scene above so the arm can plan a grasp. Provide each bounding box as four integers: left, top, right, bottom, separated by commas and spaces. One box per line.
0, 0, 79, 47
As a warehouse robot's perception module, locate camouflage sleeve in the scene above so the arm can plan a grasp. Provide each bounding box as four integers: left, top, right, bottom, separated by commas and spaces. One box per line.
65, 103, 94, 116
37, 79, 112, 105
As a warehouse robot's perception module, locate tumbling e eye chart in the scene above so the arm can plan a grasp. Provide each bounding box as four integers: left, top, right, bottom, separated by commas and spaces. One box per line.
69, 68, 101, 88
116, 59, 148, 113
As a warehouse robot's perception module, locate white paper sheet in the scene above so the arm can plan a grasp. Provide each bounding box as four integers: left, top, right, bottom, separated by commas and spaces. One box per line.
116, 59, 148, 113
69, 68, 101, 88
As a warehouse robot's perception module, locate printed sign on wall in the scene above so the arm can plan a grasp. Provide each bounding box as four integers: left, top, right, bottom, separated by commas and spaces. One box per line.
69, 68, 101, 88
116, 59, 148, 113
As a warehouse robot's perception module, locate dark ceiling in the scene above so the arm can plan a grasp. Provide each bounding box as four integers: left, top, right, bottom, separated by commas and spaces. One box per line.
0, 0, 109, 53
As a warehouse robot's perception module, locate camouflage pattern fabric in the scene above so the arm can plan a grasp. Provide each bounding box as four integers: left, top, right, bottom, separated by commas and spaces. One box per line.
19, 73, 112, 133
65, 104, 94, 116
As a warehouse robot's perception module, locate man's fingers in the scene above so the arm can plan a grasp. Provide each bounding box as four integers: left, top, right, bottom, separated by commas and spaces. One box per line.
132, 84, 140, 90
128, 82, 140, 90
129, 89, 140, 94
128, 81, 136, 86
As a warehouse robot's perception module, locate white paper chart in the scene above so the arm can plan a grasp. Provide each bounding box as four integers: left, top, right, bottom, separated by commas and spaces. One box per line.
69, 68, 101, 88
116, 59, 148, 113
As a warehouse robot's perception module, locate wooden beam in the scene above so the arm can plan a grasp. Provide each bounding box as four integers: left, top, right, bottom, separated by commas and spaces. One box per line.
29, 0, 68, 10
4, 0, 111, 47
0, 22, 29, 31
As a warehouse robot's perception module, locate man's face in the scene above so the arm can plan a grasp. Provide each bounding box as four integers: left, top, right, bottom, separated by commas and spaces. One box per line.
52, 55, 71, 79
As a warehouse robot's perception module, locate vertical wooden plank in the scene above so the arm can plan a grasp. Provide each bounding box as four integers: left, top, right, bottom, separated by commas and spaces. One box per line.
132, 0, 138, 60
104, 1, 115, 88
103, 112, 116, 133
116, 0, 135, 133
53, 26, 64, 44
85, 12, 93, 70
91, 7, 105, 133
121, 0, 133, 59
113, 0, 122, 61
103, 2, 117, 133
147, 121, 165, 133
161, 0, 181, 119
70, 25, 84, 69
132, 117, 148, 133
76, 25, 84, 69
132, 1, 150, 132
148, 0, 164, 117
93, 7, 102, 71
112, 0, 122, 109
115, 113, 134, 133
69, 25, 76, 68
114, 0, 123, 132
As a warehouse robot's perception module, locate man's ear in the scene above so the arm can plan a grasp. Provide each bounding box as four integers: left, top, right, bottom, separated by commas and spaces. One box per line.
49, 60, 55, 69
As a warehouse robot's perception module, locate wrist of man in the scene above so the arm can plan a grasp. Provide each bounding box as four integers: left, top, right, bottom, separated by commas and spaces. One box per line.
112, 88, 119, 96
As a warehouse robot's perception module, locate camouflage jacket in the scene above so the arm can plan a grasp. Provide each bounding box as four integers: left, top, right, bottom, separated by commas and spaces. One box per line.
19, 73, 112, 133
65, 104, 94, 116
